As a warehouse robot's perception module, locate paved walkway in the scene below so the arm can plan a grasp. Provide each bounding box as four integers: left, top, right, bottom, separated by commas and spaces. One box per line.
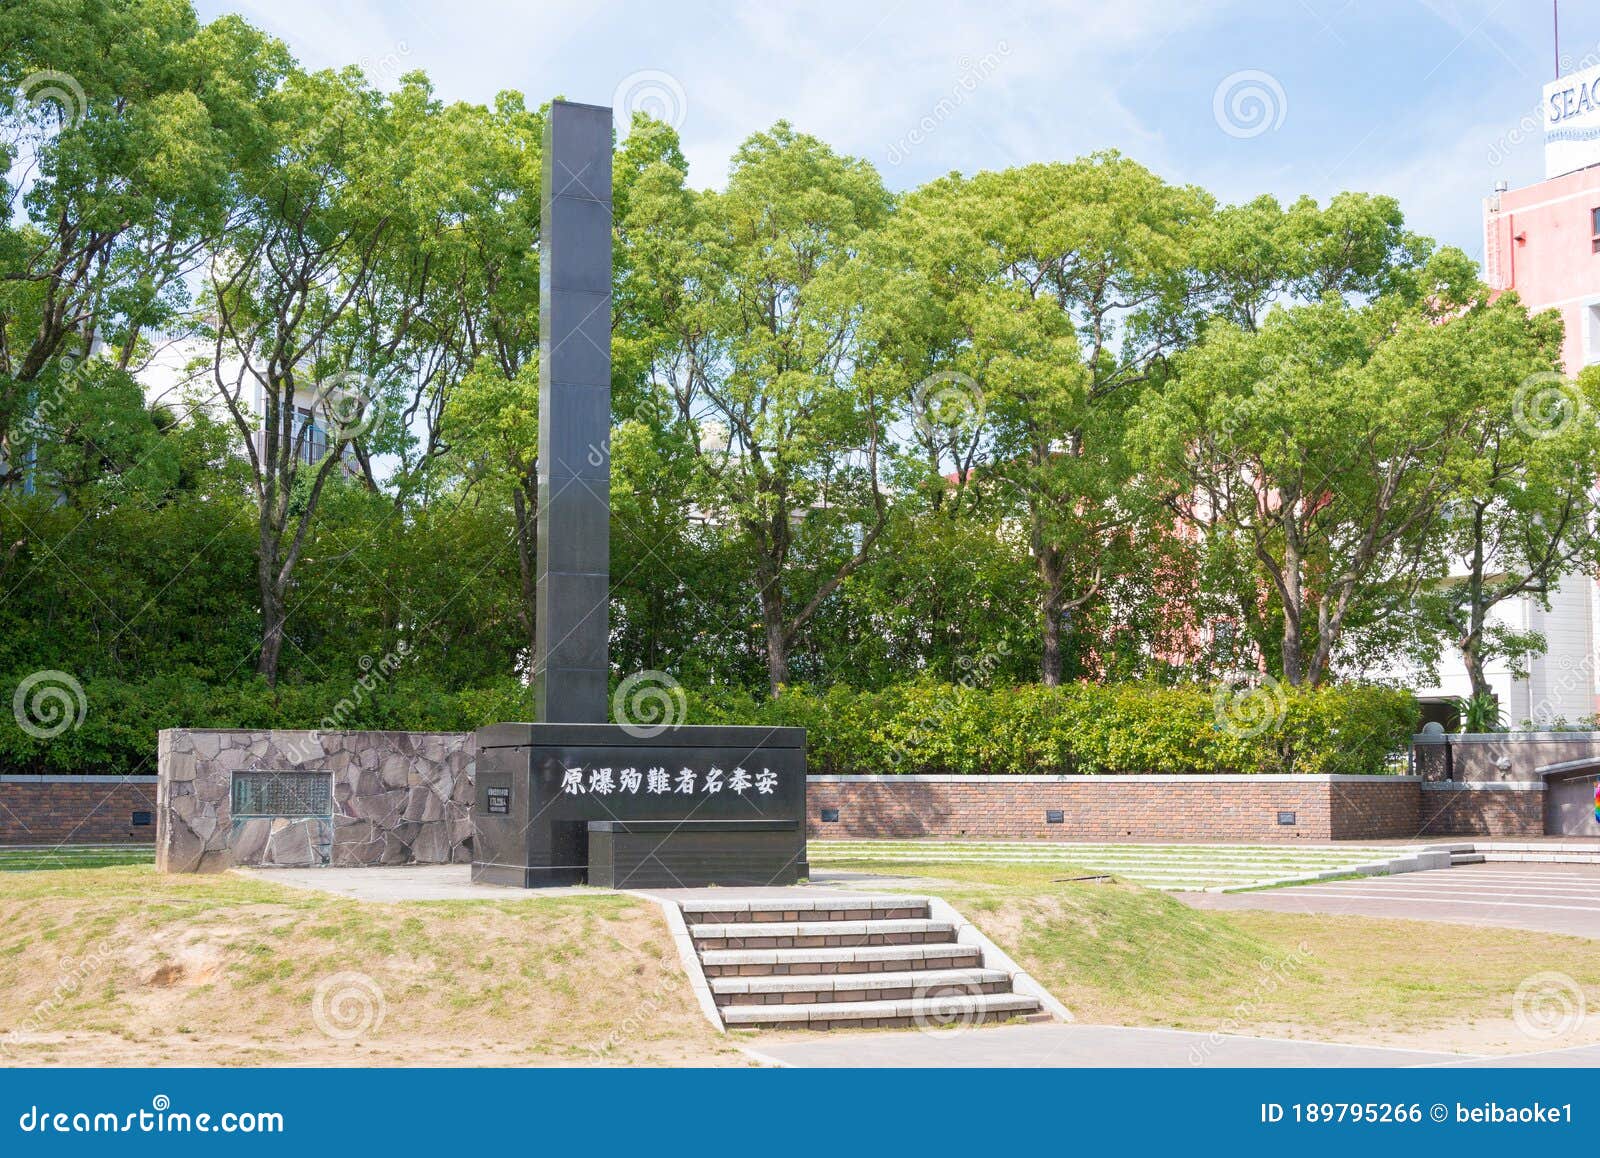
234, 865, 898, 903
747, 1023, 1479, 1068
809, 839, 1428, 890
1182, 863, 1600, 938
232, 864, 593, 901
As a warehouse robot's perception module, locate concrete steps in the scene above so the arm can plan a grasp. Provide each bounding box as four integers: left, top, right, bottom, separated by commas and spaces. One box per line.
720, 993, 1042, 1028
699, 942, 984, 977
712, 967, 1012, 1006
680, 895, 1045, 1031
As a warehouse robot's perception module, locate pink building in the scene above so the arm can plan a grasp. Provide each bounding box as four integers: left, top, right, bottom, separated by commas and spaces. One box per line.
1483, 163, 1600, 372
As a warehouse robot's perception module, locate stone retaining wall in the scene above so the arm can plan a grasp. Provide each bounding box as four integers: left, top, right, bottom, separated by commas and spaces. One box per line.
1413, 731, 1600, 781
805, 774, 1427, 842
157, 729, 474, 872
0, 776, 158, 845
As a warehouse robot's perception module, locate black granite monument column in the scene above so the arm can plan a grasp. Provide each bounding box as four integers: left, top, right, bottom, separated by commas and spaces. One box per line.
534, 100, 613, 723
472, 101, 808, 889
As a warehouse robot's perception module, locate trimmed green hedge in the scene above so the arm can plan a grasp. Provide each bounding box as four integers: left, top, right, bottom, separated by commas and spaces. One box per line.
1, 673, 1416, 778
690, 681, 1418, 776
0, 673, 536, 777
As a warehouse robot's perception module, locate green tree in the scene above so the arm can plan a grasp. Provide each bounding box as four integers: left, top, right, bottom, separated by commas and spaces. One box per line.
875, 155, 1211, 683
0, 2, 286, 486
1415, 301, 1600, 700
626, 122, 893, 693
1138, 256, 1488, 686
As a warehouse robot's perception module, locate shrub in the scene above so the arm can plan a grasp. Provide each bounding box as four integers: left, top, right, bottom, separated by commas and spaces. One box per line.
0, 673, 1416, 778
690, 680, 1416, 776
0, 672, 536, 776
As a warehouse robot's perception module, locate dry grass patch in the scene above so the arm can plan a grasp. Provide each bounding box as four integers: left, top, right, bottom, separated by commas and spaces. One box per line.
0, 868, 741, 1067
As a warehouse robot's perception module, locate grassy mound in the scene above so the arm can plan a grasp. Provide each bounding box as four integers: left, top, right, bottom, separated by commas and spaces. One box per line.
825, 860, 1600, 1052
0, 868, 735, 1066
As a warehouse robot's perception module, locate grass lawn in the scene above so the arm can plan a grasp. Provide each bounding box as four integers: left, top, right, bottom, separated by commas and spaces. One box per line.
0, 867, 740, 1067
821, 859, 1600, 1055
4, 859, 1596, 1065
0, 846, 155, 872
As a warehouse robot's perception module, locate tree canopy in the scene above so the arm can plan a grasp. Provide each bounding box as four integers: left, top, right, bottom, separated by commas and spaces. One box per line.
0, 0, 1588, 734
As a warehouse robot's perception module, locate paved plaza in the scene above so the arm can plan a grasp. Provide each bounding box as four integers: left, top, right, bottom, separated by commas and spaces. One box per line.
1183, 863, 1600, 939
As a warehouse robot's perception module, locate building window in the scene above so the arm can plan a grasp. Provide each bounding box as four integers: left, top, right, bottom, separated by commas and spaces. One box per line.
293, 406, 328, 464
1591, 207, 1600, 253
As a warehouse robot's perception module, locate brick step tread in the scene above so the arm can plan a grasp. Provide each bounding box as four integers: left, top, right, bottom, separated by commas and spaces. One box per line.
699, 943, 982, 975
679, 896, 928, 919
690, 919, 951, 941
719, 979, 1014, 1007
721, 993, 1041, 1027
684, 906, 930, 925
694, 930, 958, 950
712, 967, 1008, 996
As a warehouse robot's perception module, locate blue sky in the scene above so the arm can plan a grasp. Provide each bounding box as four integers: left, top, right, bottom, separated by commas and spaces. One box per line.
194, 1, 1600, 266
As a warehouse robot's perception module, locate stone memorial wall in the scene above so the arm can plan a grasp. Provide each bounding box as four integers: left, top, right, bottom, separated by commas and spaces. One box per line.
156, 729, 474, 872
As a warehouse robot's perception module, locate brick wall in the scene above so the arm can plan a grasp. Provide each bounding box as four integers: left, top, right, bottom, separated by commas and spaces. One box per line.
806, 775, 1428, 842
1329, 778, 1422, 839
0, 776, 159, 845
6, 770, 1544, 852
1416, 784, 1545, 837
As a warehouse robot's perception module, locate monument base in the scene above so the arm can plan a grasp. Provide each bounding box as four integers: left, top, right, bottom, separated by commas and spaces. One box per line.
586, 819, 807, 888
471, 723, 808, 889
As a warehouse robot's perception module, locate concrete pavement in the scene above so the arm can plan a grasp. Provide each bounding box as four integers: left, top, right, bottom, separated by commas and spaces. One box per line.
745, 1023, 1485, 1068
1181, 863, 1600, 938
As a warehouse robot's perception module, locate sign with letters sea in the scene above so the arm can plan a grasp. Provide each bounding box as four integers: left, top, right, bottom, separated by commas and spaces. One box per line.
1544, 62, 1600, 179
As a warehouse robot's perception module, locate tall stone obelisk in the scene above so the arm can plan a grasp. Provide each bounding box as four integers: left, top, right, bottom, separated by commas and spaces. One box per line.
533, 101, 612, 722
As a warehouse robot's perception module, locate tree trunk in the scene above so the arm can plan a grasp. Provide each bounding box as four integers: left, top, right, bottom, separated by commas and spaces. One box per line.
761, 590, 789, 695
1278, 521, 1305, 686
1460, 522, 1489, 701
1459, 633, 1490, 702
257, 549, 285, 687
1039, 547, 1065, 686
